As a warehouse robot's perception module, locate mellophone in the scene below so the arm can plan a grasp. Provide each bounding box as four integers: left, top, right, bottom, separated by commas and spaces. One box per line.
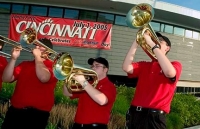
126, 3, 161, 60
0, 27, 98, 93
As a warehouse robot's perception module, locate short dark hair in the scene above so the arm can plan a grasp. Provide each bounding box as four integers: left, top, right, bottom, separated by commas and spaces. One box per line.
156, 32, 171, 47
38, 38, 53, 49
88, 57, 109, 68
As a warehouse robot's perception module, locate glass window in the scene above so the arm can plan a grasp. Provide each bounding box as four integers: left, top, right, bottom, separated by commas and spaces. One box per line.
49, 7, 63, 18
193, 31, 199, 39
30, 6, 47, 16
185, 30, 192, 38
12, 4, 29, 14
150, 22, 160, 31
64, 9, 79, 19
161, 24, 173, 34
0, 3, 10, 13
97, 13, 114, 24
174, 27, 185, 36
115, 15, 127, 26
79, 10, 97, 22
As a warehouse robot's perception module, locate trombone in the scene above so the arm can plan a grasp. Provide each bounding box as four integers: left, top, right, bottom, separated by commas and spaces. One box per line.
0, 51, 11, 58
0, 28, 58, 61
0, 35, 32, 53
19, 28, 59, 61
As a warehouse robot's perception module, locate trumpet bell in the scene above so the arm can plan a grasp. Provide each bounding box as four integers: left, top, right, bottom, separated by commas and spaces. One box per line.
19, 28, 36, 48
53, 52, 73, 80
126, 3, 154, 29
20, 28, 36, 44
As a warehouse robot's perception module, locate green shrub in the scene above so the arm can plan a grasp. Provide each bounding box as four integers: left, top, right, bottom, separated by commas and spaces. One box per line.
0, 83, 15, 100
1, 82, 200, 129
54, 81, 77, 105
167, 112, 184, 129
112, 85, 135, 115
170, 93, 200, 127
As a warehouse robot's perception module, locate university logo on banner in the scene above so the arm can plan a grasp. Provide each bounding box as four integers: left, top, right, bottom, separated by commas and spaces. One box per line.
9, 14, 112, 50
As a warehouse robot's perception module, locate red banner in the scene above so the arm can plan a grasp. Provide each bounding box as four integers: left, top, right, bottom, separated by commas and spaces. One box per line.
9, 14, 112, 50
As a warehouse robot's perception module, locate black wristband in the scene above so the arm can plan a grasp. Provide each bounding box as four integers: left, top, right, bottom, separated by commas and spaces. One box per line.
152, 44, 159, 52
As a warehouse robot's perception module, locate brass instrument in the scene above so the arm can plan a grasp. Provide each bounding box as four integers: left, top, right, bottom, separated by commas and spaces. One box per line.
0, 35, 32, 53
0, 28, 59, 60
1, 27, 98, 92
0, 51, 11, 58
20, 28, 59, 61
53, 52, 98, 93
126, 3, 161, 60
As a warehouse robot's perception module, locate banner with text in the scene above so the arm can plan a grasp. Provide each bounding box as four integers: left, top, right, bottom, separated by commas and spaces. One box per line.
9, 14, 112, 50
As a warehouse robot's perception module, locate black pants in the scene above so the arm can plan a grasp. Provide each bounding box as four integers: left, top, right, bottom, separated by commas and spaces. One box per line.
126, 106, 166, 129
72, 123, 107, 129
1, 106, 50, 129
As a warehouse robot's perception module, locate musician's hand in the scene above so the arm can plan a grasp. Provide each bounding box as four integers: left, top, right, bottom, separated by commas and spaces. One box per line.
11, 46, 22, 60
32, 46, 42, 58
143, 32, 155, 47
72, 71, 86, 84
132, 39, 139, 48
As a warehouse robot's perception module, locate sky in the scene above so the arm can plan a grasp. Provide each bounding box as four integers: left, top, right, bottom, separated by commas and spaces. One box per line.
160, 0, 200, 11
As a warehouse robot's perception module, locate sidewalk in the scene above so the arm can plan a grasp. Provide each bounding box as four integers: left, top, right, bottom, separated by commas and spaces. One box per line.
184, 125, 200, 129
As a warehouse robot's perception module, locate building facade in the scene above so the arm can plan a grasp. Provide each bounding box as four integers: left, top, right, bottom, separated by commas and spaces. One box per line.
0, 0, 200, 89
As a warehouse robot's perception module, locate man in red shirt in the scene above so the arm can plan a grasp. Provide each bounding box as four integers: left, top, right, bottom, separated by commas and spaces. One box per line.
1, 38, 58, 129
122, 32, 182, 129
0, 39, 8, 90
63, 57, 116, 129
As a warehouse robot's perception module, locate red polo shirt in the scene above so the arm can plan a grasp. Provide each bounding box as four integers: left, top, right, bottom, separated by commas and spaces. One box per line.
0, 56, 7, 90
11, 60, 58, 112
128, 61, 182, 113
71, 77, 116, 124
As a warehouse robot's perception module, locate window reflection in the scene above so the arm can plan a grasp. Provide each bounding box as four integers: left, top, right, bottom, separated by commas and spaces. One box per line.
115, 15, 127, 26
49, 7, 63, 18
97, 13, 114, 24
0, 3, 10, 13
79, 10, 97, 22
12, 4, 29, 14
174, 27, 185, 36
193, 31, 199, 39
161, 24, 173, 34
185, 30, 192, 38
64, 9, 79, 19
30, 6, 47, 16
150, 22, 160, 31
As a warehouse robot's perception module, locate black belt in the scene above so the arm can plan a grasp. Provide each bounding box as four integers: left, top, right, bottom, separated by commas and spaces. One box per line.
131, 106, 166, 114
73, 123, 107, 128
10, 106, 35, 110
10, 106, 49, 114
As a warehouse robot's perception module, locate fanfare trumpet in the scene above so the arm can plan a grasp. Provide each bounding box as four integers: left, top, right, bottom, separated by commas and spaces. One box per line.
126, 3, 161, 60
